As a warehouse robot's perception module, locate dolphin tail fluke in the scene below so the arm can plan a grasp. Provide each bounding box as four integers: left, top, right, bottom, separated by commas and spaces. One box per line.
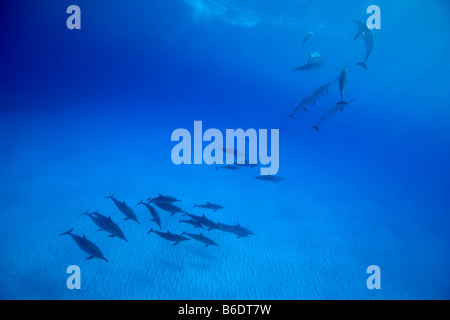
147, 228, 153, 235
60, 228, 73, 236
80, 211, 90, 216
287, 114, 295, 119
357, 62, 368, 70
137, 200, 144, 206
193, 204, 197, 208
104, 194, 114, 199
311, 125, 320, 132
302, 107, 307, 112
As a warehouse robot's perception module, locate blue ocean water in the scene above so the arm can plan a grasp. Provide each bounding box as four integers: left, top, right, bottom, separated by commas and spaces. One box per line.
0, 0, 449, 299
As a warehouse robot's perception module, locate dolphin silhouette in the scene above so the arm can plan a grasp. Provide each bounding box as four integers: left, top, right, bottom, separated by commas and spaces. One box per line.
147, 229, 190, 246
146, 194, 181, 204
311, 98, 356, 132
82, 211, 127, 242
353, 19, 375, 70
137, 201, 162, 230
194, 202, 225, 212
183, 213, 222, 231
105, 195, 140, 224
302, 32, 314, 45
254, 175, 283, 183
182, 232, 218, 247
338, 67, 348, 102
60, 228, 108, 262
294, 51, 325, 71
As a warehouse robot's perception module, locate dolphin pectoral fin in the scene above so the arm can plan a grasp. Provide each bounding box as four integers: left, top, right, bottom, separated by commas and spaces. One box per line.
86, 256, 94, 260
357, 62, 368, 70
151, 219, 155, 222
354, 31, 361, 40
108, 235, 115, 238
98, 229, 103, 231
123, 218, 129, 220
204, 244, 209, 247
59, 228, 73, 236
173, 242, 179, 246
311, 125, 320, 132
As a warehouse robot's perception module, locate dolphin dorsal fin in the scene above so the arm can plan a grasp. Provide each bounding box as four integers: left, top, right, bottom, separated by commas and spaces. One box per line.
202, 214, 206, 217
123, 201, 126, 204
83, 234, 86, 239
167, 230, 171, 234
207, 201, 210, 204
238, 224, 240, 227
108, 216, 112, 220
159, 193, 162, 197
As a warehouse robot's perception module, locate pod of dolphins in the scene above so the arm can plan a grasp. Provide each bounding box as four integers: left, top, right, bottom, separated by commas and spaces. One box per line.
289, 18, 377, 131
60, 194, 256, 262
59, 19, 376, 261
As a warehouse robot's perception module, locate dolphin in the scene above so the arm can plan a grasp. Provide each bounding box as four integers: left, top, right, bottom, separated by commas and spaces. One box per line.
137, 201, 162, 230
182, 232, 218, 247
294, 51, 325, 71
183, 213, 222, 231
313, 77, 339, 96
289, 78, 338, 117
215, 165, 240, 171
254, 175, 283, 183
146, 194, 180, 204
217, 223, 256, 238
291, 91, 327, 115
60, 229, 108, 262
105, 195, 140, 224
353, 19, 375, 70
153, 201, 187, 216
302, 32, 314, 45
311, 98, 356, 132
338, 67, 348, 102
81, 211, 127, 242
179, 219, 204, 229
147, 229, 190, 245
194, 202, 225, 212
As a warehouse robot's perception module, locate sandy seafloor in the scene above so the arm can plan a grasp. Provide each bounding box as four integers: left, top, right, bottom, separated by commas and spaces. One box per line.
0, 108, 448, 300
